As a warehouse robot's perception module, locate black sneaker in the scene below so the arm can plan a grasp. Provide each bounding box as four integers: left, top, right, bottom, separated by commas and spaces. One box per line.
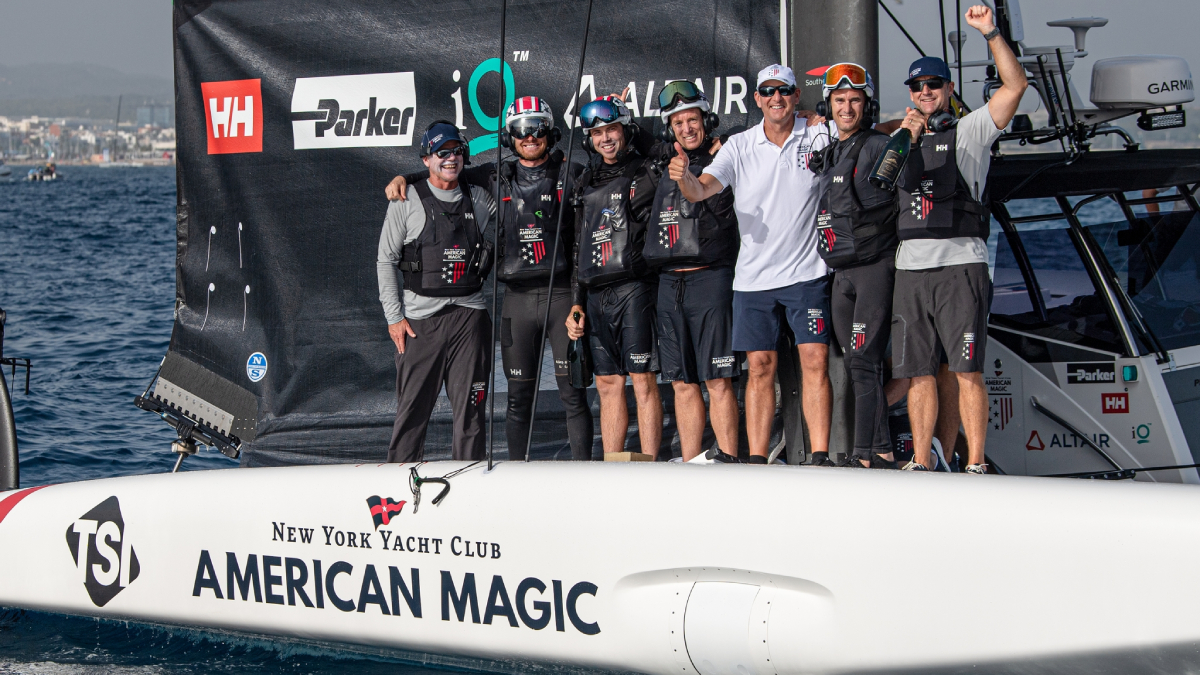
870, 453, 898, 470
809, 453, 834, 467
835, 455, 870, 468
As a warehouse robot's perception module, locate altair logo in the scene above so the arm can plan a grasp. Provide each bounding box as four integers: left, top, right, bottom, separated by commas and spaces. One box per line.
65, 497, 141, 607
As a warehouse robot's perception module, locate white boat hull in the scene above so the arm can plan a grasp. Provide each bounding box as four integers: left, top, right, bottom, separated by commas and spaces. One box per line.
1, 462, 1199, 674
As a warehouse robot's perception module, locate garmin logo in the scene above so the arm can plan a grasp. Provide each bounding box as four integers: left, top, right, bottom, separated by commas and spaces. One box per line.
1147, 79, 1193, 95
1066, 363, 1116, 384
290, 72, 417, 150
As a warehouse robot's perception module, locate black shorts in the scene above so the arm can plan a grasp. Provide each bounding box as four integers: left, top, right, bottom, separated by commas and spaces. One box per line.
500, 284, 572, 380
891, 263, 989, 379
586, 279, 659, 376
657, 267, 739, 383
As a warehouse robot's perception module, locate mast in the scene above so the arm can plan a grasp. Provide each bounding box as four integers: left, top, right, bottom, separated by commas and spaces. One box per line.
790, 0, 880, 111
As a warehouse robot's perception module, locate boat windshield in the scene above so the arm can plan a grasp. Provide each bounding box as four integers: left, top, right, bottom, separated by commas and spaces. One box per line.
1087, 209, 1200, 351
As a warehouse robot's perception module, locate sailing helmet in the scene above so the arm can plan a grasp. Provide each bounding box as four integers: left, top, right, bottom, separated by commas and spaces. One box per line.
657, 80, 711, 123
504, 96, 554, 131
821, 62, 875, 101
579, 96, 632, 131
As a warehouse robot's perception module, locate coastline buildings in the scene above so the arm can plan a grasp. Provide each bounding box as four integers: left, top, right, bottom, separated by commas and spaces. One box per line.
0, 112, 175, 164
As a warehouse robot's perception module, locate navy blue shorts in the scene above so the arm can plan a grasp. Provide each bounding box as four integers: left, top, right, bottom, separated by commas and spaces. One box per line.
732, 276, 832, 352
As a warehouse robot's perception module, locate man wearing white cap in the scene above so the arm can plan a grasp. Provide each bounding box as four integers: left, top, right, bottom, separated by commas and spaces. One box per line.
670, 64, 832, 463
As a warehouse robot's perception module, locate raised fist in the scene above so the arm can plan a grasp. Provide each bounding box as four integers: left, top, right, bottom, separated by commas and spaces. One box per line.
964, 5, 996, 34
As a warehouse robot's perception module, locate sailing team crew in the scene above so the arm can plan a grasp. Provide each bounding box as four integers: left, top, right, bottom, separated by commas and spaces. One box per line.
376, 5, 1025, 469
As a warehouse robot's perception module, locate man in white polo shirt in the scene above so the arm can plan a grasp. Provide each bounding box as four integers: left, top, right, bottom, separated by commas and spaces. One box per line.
670, 64, 832, 463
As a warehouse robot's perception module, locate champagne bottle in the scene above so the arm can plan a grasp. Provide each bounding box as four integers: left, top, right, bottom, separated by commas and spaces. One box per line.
567, 311, 593, 389
868, 129, 912, 191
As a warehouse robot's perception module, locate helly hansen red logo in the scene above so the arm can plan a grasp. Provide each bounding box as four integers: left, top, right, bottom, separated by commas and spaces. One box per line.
66, 496, 141, 607
1102, 393, 1129, 414
202, 79, 263, 155
366, 496, 406, 529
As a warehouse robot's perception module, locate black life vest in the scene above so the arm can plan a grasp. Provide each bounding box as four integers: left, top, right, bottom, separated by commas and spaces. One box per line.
896, 126, 989, 241
815, 130, 900, 269
399, 180, 487, 298
575, 160, 646, 286
495, 157, 570, 283
644, 153, 738, 268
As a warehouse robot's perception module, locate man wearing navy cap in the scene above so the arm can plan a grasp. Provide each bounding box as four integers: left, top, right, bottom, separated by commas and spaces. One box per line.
882, 5, 1027, 473
377, 121, 497, 462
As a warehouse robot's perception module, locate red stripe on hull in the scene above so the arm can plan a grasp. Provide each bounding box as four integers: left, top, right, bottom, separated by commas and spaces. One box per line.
0, 486, 49, 526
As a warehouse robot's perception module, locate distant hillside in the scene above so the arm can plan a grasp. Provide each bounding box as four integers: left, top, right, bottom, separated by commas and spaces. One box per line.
0, 62, 173, 121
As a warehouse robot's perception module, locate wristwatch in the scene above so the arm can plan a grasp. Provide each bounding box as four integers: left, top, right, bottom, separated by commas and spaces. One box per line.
982, 27, 1002, 41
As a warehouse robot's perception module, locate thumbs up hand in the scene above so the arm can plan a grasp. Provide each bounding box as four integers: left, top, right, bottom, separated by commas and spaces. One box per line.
668, 142, 690, 182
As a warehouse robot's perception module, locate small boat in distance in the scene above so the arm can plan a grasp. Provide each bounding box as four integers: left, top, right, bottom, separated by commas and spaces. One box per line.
0, 161, 11, 179
25, 163, 60, 181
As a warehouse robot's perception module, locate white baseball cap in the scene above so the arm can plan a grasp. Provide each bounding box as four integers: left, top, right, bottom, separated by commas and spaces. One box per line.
756, 64, 796, 88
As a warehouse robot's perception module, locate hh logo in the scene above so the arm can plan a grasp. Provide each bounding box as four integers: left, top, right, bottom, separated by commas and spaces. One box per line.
1102, 393, 1129, 413
65, 497, 140, 607
202, 79, 263, 155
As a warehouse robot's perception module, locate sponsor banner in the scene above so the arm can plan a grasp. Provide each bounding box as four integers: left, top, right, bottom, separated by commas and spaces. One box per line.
1066, 363, 1116, 384
170, 0, 778, 463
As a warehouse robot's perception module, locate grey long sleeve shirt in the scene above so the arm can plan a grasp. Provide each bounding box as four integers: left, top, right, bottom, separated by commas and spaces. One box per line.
376, 180, 497, 323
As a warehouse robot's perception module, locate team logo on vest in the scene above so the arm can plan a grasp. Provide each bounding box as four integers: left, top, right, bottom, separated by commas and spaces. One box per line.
657, 206, 680, 248
591, 210, 616, 266
962, 333, 976, 361
469, 381, 487, 406
909, 179, 934, 220
851, 323, 867, 350
441, 246, 470, 283
807, 309, 825, 336
66, 497, 141, 607
202, 79, 263, 155
290, 72, 417, 149
519, 224, 547, 265
816, 211, 835, 253
366, 496, 407, 529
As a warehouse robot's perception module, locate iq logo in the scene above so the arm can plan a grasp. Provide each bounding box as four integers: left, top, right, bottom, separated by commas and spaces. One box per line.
66, 497, 140, 607
247, 352, 268, 382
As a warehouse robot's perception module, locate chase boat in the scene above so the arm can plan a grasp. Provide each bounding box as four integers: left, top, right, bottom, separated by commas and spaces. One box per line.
1, 1, 1199, 673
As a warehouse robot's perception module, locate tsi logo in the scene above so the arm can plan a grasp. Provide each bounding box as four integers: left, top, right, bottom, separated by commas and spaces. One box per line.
290, 72, 416, 150
65, 497, 140, 607
201, 79, 263, 155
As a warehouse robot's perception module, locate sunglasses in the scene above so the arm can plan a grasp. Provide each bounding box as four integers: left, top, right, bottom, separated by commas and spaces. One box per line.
909, 78, 947, 92
658, 80, 705, 111
434, 145, 467, 159
508, 119, 552, 140
757, 84, 796, 98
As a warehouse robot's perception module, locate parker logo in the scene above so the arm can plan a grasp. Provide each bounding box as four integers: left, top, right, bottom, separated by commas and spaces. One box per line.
65, 497, 140, 607
1066, 363, 1116, 384
290, 72, 417, 150
366, 496, 407, 530
202, 79, 263, 155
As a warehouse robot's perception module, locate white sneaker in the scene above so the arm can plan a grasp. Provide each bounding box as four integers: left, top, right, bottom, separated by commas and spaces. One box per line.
965, 463, 989, 474
931, 438, 952, 473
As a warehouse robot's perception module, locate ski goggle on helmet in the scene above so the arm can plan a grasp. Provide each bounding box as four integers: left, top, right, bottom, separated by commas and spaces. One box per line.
578, 97, 632, 131
657, 81, 711, 123
505, 96, 555, 139
821, 63, 875, 101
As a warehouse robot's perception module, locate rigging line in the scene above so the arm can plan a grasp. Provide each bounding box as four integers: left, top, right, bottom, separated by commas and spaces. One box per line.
878, 0, 926, 57
487, 0, 509, 472
938, 0, 949, 65
524, 0, 595, 463
955, 0, 963, 98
